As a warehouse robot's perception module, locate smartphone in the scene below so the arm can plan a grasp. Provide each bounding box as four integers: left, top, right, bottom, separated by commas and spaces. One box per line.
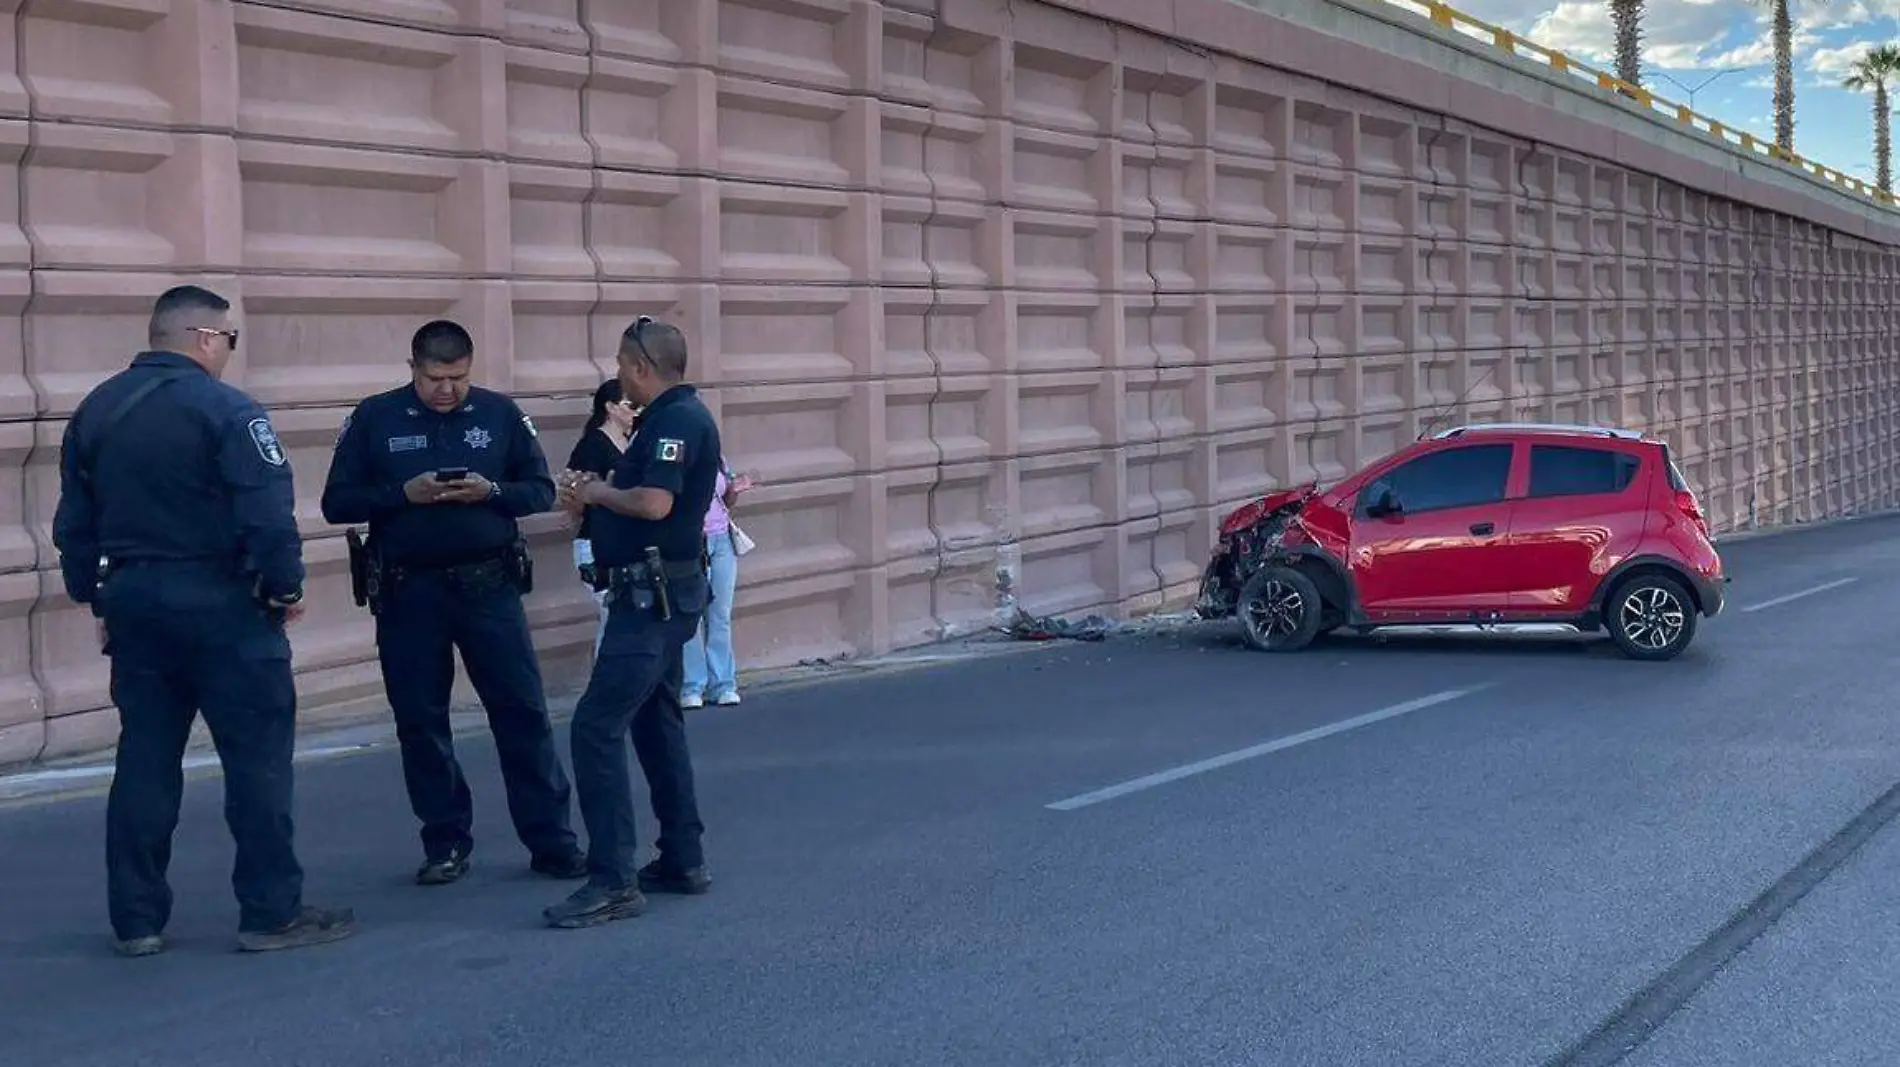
435, 467, 470, 482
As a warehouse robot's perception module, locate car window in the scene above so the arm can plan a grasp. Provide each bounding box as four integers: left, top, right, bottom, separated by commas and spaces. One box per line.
1662, 446, 1690, 492
1528, 445, 1640, 498
1378, 444, 1512, 512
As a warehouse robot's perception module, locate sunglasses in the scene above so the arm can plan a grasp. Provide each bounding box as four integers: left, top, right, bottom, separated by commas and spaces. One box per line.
191, 326, 240, 348
627, 314, 656, 367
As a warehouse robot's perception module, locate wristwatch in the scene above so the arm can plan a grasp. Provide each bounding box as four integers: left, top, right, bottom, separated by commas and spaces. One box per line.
487, 481, 502, 500
271, 589, 304, 607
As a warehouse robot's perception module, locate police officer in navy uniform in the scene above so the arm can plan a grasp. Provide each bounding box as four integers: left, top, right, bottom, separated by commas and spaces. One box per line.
320, 320, 586, 886
52, 285, 356, 957
544, 316, 720, 929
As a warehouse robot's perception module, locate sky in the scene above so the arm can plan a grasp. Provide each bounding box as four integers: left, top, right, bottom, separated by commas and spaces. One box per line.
1436, 0, 1899, 181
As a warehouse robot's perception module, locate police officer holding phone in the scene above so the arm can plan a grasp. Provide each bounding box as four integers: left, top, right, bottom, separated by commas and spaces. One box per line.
321, 320, 586, 886
544, 316, 720, 930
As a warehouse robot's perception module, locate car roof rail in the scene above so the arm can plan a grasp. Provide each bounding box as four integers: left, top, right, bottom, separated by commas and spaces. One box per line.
1428, 422, 1647, 442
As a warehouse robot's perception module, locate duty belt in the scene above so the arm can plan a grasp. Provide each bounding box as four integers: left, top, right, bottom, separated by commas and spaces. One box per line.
601, 552, 703, 622
386, 553, 510, 585
601, 557, 703, 586
102, 555, 235, 580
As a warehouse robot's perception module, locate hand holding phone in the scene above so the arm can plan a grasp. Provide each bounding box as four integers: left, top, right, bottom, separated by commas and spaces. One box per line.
435, 467, 470, 482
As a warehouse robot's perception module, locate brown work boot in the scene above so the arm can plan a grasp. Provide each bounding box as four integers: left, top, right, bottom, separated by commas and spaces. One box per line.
236, 906, 357, 953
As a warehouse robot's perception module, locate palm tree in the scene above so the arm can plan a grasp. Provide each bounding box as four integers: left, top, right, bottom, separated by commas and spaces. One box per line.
1751, 0, 1819, 154
1842, 44, 1900, 195
1612, 0, 1645, 88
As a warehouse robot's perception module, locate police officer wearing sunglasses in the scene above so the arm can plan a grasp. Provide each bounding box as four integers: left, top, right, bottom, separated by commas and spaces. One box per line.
546, 316, 721, 929
53, 285, 355, 956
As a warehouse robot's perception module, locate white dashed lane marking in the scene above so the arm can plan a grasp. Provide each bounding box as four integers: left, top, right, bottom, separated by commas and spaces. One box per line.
1741, 577, 1859, 613
1046, 685, 1492, 812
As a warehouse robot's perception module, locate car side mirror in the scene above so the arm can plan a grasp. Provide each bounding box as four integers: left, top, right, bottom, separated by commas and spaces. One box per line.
1365, 485, 1402, 518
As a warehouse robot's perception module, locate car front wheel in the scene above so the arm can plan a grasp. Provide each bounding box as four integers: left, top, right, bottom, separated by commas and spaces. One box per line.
1607, 573, 1698, 661
1238, 565, 1324, 652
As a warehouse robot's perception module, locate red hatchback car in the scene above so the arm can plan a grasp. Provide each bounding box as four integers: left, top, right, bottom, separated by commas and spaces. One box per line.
1194, 423, 1728, 660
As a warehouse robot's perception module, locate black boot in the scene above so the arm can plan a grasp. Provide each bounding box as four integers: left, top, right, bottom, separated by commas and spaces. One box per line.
544, 883, 647, 929
530, 851, 589, 880
638, 859, 712, 896
112, 934, 165, 958
416, 846, 471, 886
236, 907, 357, 953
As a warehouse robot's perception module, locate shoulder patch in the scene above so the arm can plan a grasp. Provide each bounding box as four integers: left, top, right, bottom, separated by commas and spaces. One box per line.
248, 417, 287, 467
520, 411, 538, 439
334, 412, 352, 448
655, 437, 684, 463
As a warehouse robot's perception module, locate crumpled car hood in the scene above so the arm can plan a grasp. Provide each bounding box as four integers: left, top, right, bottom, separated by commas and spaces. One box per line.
1218, 482, 1318, 537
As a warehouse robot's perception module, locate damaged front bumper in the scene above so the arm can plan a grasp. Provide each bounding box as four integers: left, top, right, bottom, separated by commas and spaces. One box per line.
1195, 486, 1317, 620
1193, 551, 1235, 620
1193, 521, 1296, 620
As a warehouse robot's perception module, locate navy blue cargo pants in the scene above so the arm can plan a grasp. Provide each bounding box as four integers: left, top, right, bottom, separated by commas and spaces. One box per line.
373, 564, 578, 863
569, 579, 707, 890
99, 562, 305, 940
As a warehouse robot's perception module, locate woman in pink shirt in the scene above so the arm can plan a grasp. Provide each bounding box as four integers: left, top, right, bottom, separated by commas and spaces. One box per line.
682, 458, 752, 708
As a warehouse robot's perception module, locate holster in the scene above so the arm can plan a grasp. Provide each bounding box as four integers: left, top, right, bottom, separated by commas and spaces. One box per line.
506, 535, 534, 595
345, 527, 384, 614
602, 555, 706, 621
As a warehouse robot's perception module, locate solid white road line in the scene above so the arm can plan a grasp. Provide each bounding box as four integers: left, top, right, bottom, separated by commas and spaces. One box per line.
0, 742, 374, 799
1741, 576, 1859, 614
1045, 685, 1493, 812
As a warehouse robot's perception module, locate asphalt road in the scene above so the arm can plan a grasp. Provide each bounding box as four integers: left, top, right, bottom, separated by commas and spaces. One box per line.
6, 515, 1900, 1067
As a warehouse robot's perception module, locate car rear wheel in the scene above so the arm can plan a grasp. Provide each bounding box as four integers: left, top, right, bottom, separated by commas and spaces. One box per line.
1238, 565, 1324, 652
1607, 573, 1698, 661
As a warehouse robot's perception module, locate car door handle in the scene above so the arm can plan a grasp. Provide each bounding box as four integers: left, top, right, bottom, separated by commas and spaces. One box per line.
1469, 522, 1495, 536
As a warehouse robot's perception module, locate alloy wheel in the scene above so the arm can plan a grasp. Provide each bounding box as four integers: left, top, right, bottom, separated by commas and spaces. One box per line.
1244, 578, 1307, 643
1619, 585, 1686, 652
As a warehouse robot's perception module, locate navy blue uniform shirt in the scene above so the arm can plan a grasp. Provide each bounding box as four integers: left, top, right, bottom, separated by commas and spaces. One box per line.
52, 351, 304, 609
590, 383, 720, 568
320, 384, 556, 568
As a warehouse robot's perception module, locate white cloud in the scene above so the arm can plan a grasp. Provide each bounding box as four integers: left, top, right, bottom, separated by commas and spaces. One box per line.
1812, 40, 1875, 83
1526, 0, 1830, 72
1799, 1, 1875, 31
1520, 0, 1801, 70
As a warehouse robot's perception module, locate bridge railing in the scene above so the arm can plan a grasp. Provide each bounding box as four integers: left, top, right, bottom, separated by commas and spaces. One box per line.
1374, 0, 1897, 211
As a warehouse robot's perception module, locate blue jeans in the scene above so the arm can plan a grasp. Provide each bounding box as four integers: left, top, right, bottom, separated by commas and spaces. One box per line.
572, 538, 608, 654
682, 531, 739, 699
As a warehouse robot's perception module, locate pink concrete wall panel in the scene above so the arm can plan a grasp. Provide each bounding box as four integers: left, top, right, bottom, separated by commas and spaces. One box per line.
1, 0, 1897, 766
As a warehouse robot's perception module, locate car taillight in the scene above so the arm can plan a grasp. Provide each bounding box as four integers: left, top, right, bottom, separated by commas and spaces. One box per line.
1675, 490, 1708, 534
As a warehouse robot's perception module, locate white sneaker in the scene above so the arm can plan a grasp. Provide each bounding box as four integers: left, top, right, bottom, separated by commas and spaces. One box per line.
681, 694, 704, 709
713, 691, 741, 706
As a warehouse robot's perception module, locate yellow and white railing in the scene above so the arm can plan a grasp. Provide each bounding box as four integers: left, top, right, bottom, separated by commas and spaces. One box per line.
1376, 0, 1896, 210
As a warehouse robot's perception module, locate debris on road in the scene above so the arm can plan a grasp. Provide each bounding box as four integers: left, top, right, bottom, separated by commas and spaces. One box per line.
1000, 608, 1112, 642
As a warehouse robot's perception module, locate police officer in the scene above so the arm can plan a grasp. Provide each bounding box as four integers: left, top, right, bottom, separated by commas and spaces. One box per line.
320, 320, 586, 885
51, 284, 356, 957
544, 316, 720, 929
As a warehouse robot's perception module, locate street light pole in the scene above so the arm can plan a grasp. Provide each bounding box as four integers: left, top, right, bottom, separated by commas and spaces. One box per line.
1652, 67, 1750, 111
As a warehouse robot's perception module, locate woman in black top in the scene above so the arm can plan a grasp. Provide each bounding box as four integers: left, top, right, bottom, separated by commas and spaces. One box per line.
564, 377, 640, 651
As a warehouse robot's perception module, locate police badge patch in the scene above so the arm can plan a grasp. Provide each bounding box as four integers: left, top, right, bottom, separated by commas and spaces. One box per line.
656, 438, 684, 463
248, 417, 287, 467
464, 427, 492, 450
